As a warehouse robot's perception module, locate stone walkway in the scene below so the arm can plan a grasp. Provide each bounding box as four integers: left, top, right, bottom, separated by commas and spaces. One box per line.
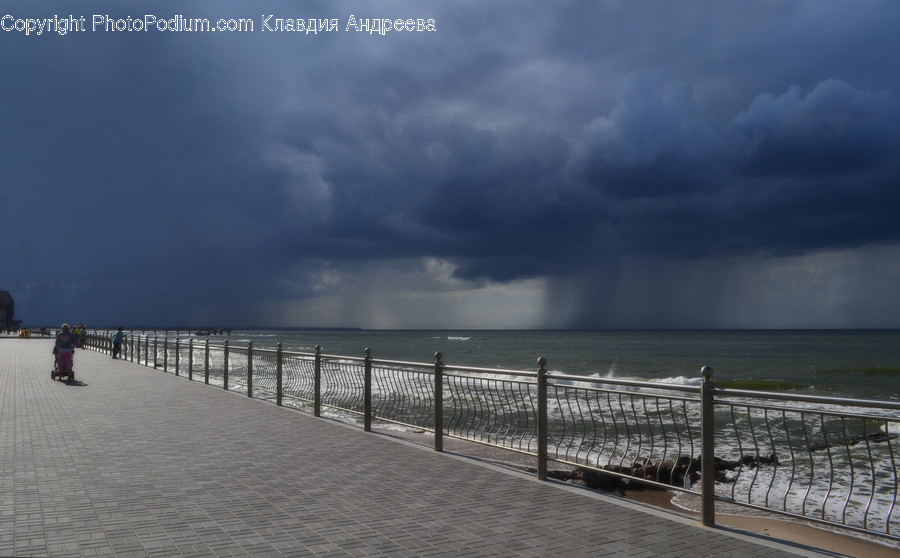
0, 338, 846, 557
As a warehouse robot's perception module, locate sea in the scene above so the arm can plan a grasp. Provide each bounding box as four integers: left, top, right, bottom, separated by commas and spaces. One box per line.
197, 328, 900, 401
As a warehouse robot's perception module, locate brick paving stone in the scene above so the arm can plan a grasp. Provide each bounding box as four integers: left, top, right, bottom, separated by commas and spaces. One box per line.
0, 338, 855, 557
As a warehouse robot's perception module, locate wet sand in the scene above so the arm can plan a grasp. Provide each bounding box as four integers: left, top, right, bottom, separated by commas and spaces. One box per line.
381, 428, 899, 558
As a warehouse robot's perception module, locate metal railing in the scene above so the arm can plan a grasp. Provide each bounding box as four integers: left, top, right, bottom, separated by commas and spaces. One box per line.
86, 332, 900, 543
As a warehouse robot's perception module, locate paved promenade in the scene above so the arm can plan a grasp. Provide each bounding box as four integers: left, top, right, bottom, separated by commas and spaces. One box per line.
1, 338, 847, 557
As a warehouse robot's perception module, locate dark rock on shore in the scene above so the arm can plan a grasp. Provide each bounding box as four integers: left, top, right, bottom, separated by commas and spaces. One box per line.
537, 452, 784, 493
809, 431, 898, 452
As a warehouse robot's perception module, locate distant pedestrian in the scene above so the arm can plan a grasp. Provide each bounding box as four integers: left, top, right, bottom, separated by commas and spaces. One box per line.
55, 323, 77, 381
78, 324, 87, 348
112, 326, 125, 359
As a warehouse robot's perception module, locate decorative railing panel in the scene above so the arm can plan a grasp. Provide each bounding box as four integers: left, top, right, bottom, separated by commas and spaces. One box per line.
443, 370, 537, 454
548, 380, 702, 489
206, 344, 227, 385
370, 360, 434, 431
226, 348, 249, 392
320, 356, 365, 416
250, 349, 279, 398
713, 393, 899, 539
281, 353, 316, 406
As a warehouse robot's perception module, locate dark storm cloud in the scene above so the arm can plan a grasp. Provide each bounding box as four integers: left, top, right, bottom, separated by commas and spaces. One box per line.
3, 0, 899, 327
733, 80, 900, 177
567, 77, 900, 260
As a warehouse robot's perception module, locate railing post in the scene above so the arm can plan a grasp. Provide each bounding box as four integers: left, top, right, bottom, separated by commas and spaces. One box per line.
175, 338, 180, 376
364, 348, 372, 432
163, 337, 169, 373
188, 338, 193, 380
153, 337, 158, 369
434, 352, 444, 452
276, 343, 283, 406
247, 341, 254, 397
223, 339, 230, 391
537, 357, 548, 481
314, 345, 321, 417
700, 365, 716, 527
204, 338, 210, 384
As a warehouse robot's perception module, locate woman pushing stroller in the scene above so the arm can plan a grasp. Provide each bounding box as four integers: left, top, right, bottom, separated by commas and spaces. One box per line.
54, 323, 77, 382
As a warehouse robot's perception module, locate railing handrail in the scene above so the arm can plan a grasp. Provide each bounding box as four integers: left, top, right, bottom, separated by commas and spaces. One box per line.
549, 372, 703, 395
714, 387, 900, 411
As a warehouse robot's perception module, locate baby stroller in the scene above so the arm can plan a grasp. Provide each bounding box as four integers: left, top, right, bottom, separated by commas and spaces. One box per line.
51, 345, 75, 382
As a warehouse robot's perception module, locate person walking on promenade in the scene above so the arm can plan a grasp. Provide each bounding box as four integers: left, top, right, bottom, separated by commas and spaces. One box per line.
112, 326, 125, 359
55, 323, 77, 382
78, 324, 87, 348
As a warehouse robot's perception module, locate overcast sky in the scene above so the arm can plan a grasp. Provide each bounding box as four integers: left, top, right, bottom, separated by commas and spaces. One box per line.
2, 0, 899, 329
